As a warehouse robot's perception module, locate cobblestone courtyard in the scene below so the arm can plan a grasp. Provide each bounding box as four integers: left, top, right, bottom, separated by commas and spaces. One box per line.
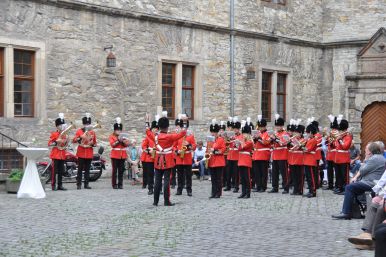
0, 178, 374, 257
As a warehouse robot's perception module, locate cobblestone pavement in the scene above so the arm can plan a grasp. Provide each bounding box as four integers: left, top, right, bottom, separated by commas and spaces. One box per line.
0, 178, 374, 257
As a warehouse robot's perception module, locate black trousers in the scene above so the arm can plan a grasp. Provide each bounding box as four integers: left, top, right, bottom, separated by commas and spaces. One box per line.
313, 166, 320, 189
304, 165, 316, 194
142, 161, 155, 190
51, 159, 65, 188
77, 158, 91, 186
327, 160, 335, 188
226, 160, 239, 189
375, 223, 386, 257
111, 158, 125, 187
272, 160, 289, 191
177, 165, 192, 193
154, 168, 172, 204
335, 163, 349, 191
239, 166, 251, 195
290, 165, 304, 194
252, 160, 269, 191
210, 167, 223, 197
171, 166, 177, 186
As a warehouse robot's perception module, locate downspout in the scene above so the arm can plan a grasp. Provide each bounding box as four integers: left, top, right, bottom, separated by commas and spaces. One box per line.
230, 0, 235, 116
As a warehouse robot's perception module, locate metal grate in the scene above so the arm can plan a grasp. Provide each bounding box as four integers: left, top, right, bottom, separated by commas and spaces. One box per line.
0, 132, 27, 173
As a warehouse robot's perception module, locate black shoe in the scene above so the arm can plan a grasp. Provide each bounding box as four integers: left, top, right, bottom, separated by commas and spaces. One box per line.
164, 202, 175, 206
142, 185, 146, 189
118, 185, 123, 189
305, 192, 316, 198
171, 185, 176, 189
224, 187, 231, 191
268, 189, 278, 193
258, 189, 266, 193
215, 195, 221, 198
244, 194, 250, 198
113, 185, 118, 189
337, 191, 345, 195
209, 195, 216, 199
252, 188, 259, 192
331, 213, 352, 220
176, 191, 182, 195
238, 193, 246, 198
148, 189, 154, 195
84, 185, 91, 189
187, 192, 192, 197
153, 202, 158, 206
57, 186, 67, 191
282, 190, 289, 194
290, 192, 298, 195
323, 187, 333, 190
233, 188, 239, 193
77, 184, 81, 190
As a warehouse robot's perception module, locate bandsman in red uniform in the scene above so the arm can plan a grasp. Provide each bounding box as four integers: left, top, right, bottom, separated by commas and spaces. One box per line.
223, 117, 234, 189
251, 115, 271, 193
236, 119, 254, 198
310, 118, 323, 188
146, 111, 186, 206
72, 113, 97, 190
140, 115, 159, 195
325, 115, 339, 190
48, 113, 69, 191
226, 117, 242, 193
303, 124, 318, 198
288, 121, 305, 195
109, 117, 130, 189
333, 117, 353, 194
207, 120, 226, 198
219, 121, 227, 187
269, 114, 290, 194
175, 114, 196, 197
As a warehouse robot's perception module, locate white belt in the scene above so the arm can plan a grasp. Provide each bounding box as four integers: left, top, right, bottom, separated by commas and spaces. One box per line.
112, 148, 126, 151
156, 151, 172, 155
255, 148, 270, 151
290, 151, 303, 154
274, 147, 287, 150
337, 150, 349, 153
330, 149, 337, 152
184, 151, 192, 154
229, 148, 238, 151
239, 151, 251, 155
80, 145, 93, 148
308, 151, 316, 154
316, 147, 322, 151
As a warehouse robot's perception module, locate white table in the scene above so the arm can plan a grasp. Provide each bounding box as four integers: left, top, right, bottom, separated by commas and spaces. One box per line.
16, 147, 48, 199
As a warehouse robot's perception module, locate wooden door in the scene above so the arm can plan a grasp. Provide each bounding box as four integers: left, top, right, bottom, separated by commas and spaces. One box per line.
360, 101, 386, 157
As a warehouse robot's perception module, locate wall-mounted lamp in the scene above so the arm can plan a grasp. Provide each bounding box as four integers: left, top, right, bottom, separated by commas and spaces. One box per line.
104, 45, 116, 68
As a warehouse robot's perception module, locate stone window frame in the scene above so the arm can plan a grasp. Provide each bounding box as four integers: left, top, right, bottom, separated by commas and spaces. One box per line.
260, 0, 288, 10
0, 37, 46, 120
157, 57, 203, 121
258, 64, 292, 123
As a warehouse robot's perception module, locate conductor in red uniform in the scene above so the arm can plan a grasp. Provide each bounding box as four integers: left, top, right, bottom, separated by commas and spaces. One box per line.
72, 113, 96, 190
48, 113, 68, 191
208, 120, 226, 198
146, 111, 187, 206
109, 117, 130, 189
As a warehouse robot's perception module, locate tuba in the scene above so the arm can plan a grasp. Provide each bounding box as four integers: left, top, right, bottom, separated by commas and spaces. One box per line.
80, 121, 101, 147
56, 122, 76, 150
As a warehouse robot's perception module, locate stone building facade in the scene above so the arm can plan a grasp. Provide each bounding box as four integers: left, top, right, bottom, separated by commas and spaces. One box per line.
0, 0, 386, 156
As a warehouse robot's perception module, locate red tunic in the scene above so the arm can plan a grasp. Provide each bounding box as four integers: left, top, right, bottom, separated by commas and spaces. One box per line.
334, 134, 352, 164
73, 128, 96, 159
146, 129, 186, 170
237, 139, 253, 168
109, 134, 129, 159
227, 133, 242, 161
272, 130, 289, 161
140, 136, 156, 163
326, 129, 338, 161
303, 137, 317, 166
252, 130, 271, 161
208, 136, 226, 168
174, 134, 197, 166
288, 136, 304, 166
48, 131, 68, 160
315, 132, 323, 161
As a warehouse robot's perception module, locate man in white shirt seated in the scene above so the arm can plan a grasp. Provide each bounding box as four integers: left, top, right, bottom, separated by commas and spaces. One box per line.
192, 141, 207, 180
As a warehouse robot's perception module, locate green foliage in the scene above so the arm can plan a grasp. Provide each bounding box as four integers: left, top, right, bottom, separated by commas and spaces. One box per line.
8, 169, 24, 182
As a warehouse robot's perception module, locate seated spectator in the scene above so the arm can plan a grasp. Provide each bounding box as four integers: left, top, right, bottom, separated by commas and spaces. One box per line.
347, 169, 386, 249
127, 139, 141, 184
349, 141, 361, 177
332, 142, 385, 220
374, 221, 386, 257
192, 141, 207, 180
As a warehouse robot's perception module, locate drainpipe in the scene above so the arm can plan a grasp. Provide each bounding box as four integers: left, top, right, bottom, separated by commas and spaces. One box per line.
230, 0, 235, 117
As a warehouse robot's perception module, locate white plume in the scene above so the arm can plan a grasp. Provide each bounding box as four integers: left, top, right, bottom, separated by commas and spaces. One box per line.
211, 119, 217, 125
310, 117, 315, 123
58, 113, 64, 119
228, 117, 233, 122
220, 121, 224, 126
296, 119, 302, 126
257, 115, 262, 122
162, 111, 167, 117
241, 120, 246, 128
275, 113, 280, 121
116, 117, 121, 124
85, 113, 90, 118
233, 116, 238, 123
155, 115, 160, 122
178, 113, 182, 119
337, 115, 343, 125
327, 114, 335, 123
246, 117, 251, 125
289, 119, 295, 125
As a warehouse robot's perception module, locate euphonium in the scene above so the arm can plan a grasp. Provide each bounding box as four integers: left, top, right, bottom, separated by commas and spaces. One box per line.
59, 122, 76, 137
81, 121, 101, 146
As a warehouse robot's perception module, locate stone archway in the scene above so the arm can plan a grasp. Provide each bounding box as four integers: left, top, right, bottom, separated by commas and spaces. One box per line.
360, 101, 386, 156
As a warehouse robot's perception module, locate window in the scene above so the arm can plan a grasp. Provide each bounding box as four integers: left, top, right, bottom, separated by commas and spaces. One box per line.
247, 69, 256, 80
277, 73, 287, 121
182, 65, 194, 119
0, 48, 4, 117
262, 0, 286, 5
162, 63, 175, 119
14, 50, 34, 117
261, 71, 272, 122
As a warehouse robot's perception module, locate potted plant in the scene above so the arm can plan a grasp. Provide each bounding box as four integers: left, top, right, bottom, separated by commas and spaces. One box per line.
6, 169, 24, 193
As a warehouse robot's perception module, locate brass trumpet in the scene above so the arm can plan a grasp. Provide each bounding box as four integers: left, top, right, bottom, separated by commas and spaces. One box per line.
60, 122, 76, 137
180, 145, 188, 158
151, 147, 156, 159
204, 152, 212, 169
